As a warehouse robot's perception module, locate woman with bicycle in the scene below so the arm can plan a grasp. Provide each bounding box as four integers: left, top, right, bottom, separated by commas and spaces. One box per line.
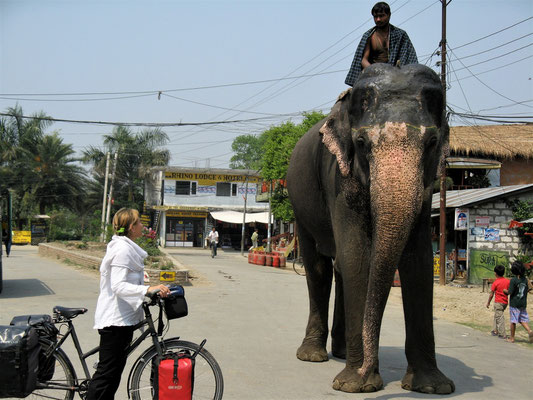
87, 208, 170, 400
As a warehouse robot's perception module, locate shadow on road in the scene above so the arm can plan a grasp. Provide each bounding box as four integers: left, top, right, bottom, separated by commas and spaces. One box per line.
346, 346, 492, 399
0, 278, 55, 298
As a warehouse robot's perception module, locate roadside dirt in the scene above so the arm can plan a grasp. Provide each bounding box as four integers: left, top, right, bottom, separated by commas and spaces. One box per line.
388, 282, 533, 346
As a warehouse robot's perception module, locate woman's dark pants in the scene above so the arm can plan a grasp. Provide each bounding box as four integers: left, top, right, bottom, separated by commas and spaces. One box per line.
86, 325, 134, 400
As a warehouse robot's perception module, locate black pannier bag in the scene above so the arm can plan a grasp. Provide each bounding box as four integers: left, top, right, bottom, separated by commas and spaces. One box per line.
164, 285, 188, 320
10, 314, 59, 381
0, 325, 40, 398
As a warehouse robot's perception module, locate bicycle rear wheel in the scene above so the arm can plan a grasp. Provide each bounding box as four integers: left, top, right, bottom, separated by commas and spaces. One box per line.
28, 339, 76, 400
129, 339, 223, 400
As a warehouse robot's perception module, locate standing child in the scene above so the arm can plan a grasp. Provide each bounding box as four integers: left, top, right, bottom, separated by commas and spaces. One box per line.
503, 261, 533, 343
486, 264, 510, 339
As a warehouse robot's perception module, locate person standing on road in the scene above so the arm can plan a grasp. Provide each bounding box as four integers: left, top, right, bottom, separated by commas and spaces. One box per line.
251, 228, 259, 249
208, 226, 219, 258
503, 261, 533, 343
87, 208, 170, 400
486, 264, 510, 339
344, 2, 418, 86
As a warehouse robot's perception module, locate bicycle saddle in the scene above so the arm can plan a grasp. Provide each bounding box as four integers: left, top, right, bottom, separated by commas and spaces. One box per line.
53, 306, 88, 320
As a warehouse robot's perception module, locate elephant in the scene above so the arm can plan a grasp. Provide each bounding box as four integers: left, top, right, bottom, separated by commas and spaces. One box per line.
286, 64, 455, 394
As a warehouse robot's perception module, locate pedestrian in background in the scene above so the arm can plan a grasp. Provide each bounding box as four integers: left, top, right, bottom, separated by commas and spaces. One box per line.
251, 228, 259, 249
504, 261, 533, 343
87, 208, 170, 400
208, 226, 219, 258
486, 264, 509, 339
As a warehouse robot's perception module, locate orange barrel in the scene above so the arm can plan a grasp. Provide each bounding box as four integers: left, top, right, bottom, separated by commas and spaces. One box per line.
279, 254, 286, 268
265, 253, 272, 267
272, 254, 280, 267
257, 252, 266, 266
253, 251, 259, 264
248, 251, 253, 264
392, 269, 401, 287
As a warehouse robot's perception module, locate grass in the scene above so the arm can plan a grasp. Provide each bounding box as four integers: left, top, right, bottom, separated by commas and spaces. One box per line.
459, 321, 533, 348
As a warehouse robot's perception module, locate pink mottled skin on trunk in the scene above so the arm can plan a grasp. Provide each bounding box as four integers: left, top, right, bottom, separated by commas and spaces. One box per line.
359, 122, 424, 380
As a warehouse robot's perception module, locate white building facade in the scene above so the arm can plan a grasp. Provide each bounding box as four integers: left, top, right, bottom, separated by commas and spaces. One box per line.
144, 167, 268, 248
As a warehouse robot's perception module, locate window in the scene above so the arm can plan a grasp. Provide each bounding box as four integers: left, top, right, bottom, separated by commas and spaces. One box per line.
216, 182, 238, 197
216, 182, 231, 197
175, 181, 197, 195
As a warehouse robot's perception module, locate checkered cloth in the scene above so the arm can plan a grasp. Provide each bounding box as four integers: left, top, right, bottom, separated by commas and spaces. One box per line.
344, 24, 418, 86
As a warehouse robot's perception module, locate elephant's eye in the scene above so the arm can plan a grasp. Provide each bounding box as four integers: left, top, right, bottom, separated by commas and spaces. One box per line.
427, 136, 438, 147
356, 137, 366, 148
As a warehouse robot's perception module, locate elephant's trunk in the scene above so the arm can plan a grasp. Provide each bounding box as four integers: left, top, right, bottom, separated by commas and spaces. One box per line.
359, 129, 424, 378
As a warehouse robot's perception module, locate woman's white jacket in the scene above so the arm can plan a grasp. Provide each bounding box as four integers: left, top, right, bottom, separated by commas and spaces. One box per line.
93, 235, 148, 329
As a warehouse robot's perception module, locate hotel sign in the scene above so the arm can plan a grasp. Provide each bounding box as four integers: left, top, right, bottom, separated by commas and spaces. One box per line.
165, 172, 261, 185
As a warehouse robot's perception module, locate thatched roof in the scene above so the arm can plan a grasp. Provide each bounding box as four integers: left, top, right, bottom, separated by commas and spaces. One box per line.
450, 124, 533, 159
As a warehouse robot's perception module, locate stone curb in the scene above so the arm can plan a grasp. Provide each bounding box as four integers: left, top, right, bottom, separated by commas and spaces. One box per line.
38, 242, 190, 284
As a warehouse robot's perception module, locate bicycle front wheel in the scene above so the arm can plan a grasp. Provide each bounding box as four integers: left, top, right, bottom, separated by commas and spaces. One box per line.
129, 339, 223, 400
28, 339, 77, 400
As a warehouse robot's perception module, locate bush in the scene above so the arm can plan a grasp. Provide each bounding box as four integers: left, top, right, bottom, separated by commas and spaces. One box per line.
135, 227, 161, 257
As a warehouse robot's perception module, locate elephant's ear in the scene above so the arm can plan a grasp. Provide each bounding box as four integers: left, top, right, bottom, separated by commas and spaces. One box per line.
319, 88, 352, 177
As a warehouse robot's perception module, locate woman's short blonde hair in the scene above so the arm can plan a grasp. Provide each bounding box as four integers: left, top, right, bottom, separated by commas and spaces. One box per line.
113, 208, 140, 237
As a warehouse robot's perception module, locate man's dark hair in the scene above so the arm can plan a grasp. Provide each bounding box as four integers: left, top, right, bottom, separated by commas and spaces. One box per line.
494, 264, 505, 277
372, 2, 391, 16
511, 260, 525, 277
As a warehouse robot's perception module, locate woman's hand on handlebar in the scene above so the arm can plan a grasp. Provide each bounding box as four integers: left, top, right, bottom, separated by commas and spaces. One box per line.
147, 284, 171, 298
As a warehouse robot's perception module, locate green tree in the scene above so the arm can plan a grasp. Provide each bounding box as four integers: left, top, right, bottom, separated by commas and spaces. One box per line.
0, 105, 87, 223
229, 134, 266, 170
83, 125, 170, 210
241, 111, 326, 221
26, 133, 88, 214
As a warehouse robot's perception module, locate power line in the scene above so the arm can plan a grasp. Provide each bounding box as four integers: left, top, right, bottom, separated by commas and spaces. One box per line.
448, 32, 533, 62
451, 42, 533, 73
450, 16, 533, 51
447, 46, 533, 109
0, 70, 346, 98
0, 112, 294, 128
449, 54, 533, 83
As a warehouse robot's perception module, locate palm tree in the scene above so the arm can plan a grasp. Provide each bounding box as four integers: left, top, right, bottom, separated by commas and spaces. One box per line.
0, 106, 77, 223
83, 125, 170, 209
24, 134, 88, 215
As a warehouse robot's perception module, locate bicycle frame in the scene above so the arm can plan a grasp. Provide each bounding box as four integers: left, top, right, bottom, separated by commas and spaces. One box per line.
44, 301, 165, 389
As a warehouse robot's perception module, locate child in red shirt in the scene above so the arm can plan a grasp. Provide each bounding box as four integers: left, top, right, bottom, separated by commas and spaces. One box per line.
486, 264, 510, 338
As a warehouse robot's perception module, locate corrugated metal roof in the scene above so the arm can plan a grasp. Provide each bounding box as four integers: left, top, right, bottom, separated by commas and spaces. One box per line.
431, 184, 533, 210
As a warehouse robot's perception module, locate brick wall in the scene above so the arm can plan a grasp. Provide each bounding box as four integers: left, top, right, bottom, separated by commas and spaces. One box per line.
39, 243, 102, 269
467, 193, 531, 260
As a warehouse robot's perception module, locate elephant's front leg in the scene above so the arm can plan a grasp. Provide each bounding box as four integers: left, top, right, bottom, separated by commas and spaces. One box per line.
399, 215, 455, 394
330, 210, 381, 393
296, 226, 334, 362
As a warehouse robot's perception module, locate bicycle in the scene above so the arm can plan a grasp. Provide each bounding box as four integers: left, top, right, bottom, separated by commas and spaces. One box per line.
17, 289, 224, 400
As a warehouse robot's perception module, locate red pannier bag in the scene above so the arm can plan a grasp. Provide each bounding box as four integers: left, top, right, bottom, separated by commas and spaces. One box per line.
153, 351, 195, 400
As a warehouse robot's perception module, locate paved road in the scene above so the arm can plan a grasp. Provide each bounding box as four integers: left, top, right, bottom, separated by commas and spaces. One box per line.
1, 245, 532, 399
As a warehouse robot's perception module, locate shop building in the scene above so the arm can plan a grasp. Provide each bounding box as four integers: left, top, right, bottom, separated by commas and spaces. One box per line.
431, 124, 533, 283
144, 167, 268, 248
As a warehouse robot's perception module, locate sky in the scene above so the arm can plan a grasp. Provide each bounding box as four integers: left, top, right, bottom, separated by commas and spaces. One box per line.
1, 0, 532, 169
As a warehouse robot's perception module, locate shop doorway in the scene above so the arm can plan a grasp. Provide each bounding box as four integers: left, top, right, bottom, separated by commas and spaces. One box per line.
166, 218, 205, 247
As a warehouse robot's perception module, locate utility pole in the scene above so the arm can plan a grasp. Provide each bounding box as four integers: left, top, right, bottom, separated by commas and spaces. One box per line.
439, 0, 451, 286
100, 152, 110, 242
105, 151, 119, 235
266, 181, 272, 252
240, 177, 249, 256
